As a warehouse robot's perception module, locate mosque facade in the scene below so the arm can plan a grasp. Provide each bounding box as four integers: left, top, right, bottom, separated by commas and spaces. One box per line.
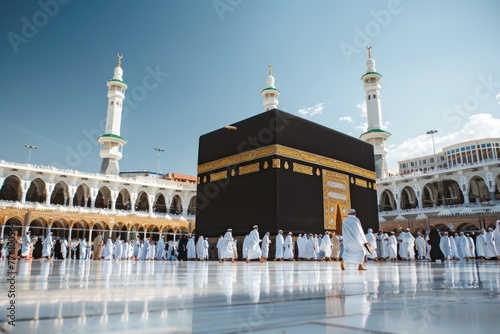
358, 48, 500, 232
0, 56, 197, 243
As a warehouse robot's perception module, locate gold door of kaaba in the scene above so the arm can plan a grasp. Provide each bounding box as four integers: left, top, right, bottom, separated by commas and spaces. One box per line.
322, 170, 351, 233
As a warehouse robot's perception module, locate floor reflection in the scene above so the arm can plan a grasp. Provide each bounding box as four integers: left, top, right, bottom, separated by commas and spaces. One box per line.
0, 259, 499, 333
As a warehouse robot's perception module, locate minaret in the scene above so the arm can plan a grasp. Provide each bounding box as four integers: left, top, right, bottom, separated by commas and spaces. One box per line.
359, 46, 391, 179
261, 64, 280, 110
98, 54, 128, 175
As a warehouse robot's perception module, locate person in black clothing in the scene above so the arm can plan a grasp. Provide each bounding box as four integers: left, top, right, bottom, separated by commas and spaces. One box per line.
33, 238, 43, 259
428, 225, 444, 262
53, 238, 63, 259
177, 235, 188, 261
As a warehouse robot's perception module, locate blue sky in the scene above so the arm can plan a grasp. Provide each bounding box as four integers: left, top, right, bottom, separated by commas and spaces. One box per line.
1, 0, 500, 176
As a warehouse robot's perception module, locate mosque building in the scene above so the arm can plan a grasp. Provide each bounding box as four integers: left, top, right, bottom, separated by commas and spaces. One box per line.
358, 48, 500, 232
0, 51, 499, 243
0, 55, 197, 243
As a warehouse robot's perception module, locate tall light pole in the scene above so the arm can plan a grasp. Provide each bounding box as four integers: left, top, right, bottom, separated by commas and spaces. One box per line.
24, 144, 38, 165
154, 147, 165, 178
426, 130, 438, 169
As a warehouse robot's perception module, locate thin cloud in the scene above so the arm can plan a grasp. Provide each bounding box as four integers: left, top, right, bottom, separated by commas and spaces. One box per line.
298, 102, 326, 117
386, 113, 500, 171
356, 101, 367, 118
339, 116, 353, 123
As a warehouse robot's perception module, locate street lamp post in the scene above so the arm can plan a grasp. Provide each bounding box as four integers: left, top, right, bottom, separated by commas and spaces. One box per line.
24, 144, 38, 165
154, 147, 165, 178
426, 130, 438, 170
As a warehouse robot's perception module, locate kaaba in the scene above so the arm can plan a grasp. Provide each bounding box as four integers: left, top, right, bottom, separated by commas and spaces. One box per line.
196, 109, 378, 237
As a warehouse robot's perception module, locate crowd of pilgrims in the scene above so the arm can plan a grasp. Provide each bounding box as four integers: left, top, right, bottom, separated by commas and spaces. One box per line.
2, 220, 499, 263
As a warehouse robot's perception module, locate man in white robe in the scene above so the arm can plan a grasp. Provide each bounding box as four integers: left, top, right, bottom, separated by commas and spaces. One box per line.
196, 236, 206, 260
79, 238, 87, 260
203, 236, 209, 260
103, 238, 114, 260
321, 232, 332, 260
493, 220, 500, 255
439, 232, 451, 260
467, 234, 475, 259
331, 232, 341, 260
275, 230, 284, 261
340, 209, 368, 270
139, 238, 149, 261
449, 233, 459, 260
187, 236, 196, 260
261, 232, 271, 260
365, 228, 377, 261
401, 228, 415, 261
122, 240, 130, 260
114, 237, 123, 260
219, 229, 236, 263
242, 235, 249, 260
455, 232, 470, 260
296, 234, 304, 260
415, 232, 426, 260
313, 234, 321, 259
246, 225, 264, 263
283, 232, 294, 260
216, 235, 223, 260
302, 234, 316, 260
484, 227, 499, 260
156, 236, 166, 260
20, 231, 31, 259
132, 238, 141, 260
42, 232, 53, 259
387, 232, 398, 261
61, 238, 68, 260
476, 230, 487, 259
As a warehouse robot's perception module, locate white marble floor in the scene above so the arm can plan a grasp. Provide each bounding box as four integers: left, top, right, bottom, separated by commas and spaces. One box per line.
1, 259, 499, 334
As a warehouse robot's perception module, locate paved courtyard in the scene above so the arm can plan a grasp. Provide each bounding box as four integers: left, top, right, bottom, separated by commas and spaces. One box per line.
1, 259, 499, 333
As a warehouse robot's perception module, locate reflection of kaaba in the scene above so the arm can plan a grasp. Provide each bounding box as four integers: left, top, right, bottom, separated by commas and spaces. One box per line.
196, 109, 378, 237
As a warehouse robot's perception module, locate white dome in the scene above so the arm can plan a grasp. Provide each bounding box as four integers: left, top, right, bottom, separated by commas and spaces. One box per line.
366, 58, 376, 72
266, 75, 275, 88
113, 66, 123, 80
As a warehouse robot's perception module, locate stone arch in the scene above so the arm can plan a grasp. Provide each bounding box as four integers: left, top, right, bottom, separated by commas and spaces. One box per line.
154, 193, 167, 214
468, 175, 489, 204
73, 183, 92, 208
443, 180, 464, 206
421, 182, 439, 208
400, 186, 418, 210
5, 217, 23, 236
379, 189, 396, 211
51, 219, 67, 238
95, 186, 112, 209
115, 188, 132, 211
187, 195, 196, 215
0, 175, 22, 201
150, 226, 160, 242
50, 180, 70, 205
25, 177, 47, 203
456, 222, 480, 232
28, 217, 47, 237
434, 224, 450, 232
166, 228, 175, 241
70, 220, 90, 240
135, 191, 149, 212
170, 194, 183, 215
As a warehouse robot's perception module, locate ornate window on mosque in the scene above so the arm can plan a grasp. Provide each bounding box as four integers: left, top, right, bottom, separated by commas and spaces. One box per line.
110, 101, 114, 105
368, 95, 371, 100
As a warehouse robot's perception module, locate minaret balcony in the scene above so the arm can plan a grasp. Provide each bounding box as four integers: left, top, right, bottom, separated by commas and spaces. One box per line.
99, 150, 123, 160
98, 134, 127, 146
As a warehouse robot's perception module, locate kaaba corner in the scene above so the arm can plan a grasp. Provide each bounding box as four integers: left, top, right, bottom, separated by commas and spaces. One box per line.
196, 109, 379, 237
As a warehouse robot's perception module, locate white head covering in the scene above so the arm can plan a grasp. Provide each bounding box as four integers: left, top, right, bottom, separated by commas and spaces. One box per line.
348, 209, 356, 215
